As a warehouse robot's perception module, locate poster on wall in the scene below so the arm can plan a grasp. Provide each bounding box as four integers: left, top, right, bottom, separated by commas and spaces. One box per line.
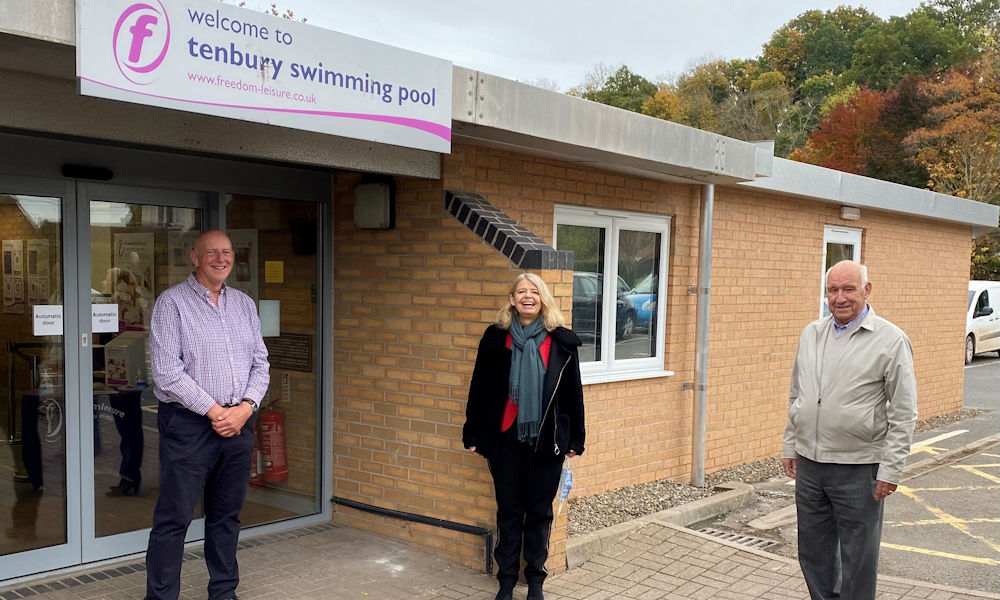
227, 229, 258, 303
111, 232, 154, 330
3, 240, 25, 314
26, 239, 51, 306
167, 230, 198, 285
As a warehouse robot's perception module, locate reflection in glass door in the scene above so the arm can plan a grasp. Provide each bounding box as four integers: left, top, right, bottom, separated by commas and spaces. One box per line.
227, 195, 322, 524
0, 189, 74, 577
84, 188, 204, 560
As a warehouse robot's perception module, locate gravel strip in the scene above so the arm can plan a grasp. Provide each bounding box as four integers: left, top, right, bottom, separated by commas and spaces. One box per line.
567, 408, 989, 536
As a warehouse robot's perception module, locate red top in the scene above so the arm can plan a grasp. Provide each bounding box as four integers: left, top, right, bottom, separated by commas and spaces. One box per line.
501, 333, 552, 431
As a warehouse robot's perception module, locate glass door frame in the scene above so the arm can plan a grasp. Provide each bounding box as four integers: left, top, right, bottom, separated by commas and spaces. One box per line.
0, 133, 334, 581
77, 182, 210, 563
0, 174, 82, 581
821, 225, 862, 317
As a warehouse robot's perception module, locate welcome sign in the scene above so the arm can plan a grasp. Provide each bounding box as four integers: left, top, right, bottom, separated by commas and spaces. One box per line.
76, 0, 453, 153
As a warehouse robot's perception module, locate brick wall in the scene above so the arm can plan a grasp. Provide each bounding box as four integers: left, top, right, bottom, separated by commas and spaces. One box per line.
331, 144, 972, 573
332, 144, 703, 573
704, 187, 969, 471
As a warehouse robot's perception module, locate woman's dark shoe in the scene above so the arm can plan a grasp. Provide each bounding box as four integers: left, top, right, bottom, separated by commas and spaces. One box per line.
526, 583, 544, 600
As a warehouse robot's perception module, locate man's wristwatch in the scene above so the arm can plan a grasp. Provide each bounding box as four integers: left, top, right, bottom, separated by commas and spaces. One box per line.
241, 399, 258, 413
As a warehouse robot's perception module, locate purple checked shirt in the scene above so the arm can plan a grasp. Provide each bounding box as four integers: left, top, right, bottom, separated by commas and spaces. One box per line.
150, 273, 270, 415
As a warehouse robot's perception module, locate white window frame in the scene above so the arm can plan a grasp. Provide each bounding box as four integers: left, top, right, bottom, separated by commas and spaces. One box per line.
821, 225, 862, 317
555, 205, 672, 384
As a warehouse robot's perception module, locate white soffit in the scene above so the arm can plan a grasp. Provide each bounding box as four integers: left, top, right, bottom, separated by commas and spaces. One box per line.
738, 157, 999, 229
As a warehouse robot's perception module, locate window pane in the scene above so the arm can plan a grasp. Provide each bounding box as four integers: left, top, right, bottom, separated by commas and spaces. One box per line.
228, 195, 323, 525
616, 231, 661, 360
826, 243, 854, 270
90, 201, 202, 538
0, 194, 67, 555
557, 224, 604, 363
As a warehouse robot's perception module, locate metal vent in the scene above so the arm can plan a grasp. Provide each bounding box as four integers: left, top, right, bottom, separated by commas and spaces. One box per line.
698, 528, 780, 550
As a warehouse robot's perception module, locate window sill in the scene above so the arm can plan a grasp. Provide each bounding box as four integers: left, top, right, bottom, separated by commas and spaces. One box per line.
581, 369, 675, 386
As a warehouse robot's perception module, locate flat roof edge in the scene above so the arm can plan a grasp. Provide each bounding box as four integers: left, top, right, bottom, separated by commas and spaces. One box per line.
736, 157, 999, 229
452, 67, 763, 184
0, 0, 75, 45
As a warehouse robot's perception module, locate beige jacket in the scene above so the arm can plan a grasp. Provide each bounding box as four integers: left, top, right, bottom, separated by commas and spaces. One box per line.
782, 306, 917, 484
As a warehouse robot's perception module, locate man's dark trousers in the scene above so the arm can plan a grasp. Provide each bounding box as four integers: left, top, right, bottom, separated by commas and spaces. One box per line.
488, 426, 564, 589
795, 455, 884, 600
145, 402, 256, 600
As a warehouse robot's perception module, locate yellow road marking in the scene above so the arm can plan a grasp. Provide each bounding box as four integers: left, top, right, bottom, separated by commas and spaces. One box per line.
909, 445, 947, 456
881, 542, 999, 566
887, 517, 1000, 527
951, 465, 1000, 484
903, 485, 998, 492
896, 485, 1000, 553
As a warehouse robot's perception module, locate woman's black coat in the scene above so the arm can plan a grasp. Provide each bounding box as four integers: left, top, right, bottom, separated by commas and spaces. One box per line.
463, 324, 585, 461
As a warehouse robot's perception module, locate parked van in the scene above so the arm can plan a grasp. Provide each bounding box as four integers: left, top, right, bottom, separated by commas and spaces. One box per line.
966, 280, 1000, 364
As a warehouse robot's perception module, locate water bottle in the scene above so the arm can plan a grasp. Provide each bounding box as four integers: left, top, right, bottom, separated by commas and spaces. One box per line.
556, 466, 574, 515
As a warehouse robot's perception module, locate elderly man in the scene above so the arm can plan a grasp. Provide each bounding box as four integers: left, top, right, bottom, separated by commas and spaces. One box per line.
145, 230, 270, 600
782, 260, 917, 600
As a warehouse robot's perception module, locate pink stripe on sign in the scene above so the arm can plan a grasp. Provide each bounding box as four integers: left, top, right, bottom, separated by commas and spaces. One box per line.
79, 77, 451, 142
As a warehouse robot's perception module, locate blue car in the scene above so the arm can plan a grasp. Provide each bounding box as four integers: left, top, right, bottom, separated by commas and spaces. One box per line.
625, 273, 657, 330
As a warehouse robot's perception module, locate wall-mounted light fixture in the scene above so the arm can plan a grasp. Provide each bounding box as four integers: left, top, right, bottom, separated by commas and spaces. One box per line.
840, 206, 861, 221
353, 177, 396, 229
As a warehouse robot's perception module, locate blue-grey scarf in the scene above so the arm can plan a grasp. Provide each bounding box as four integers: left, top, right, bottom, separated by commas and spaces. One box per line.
509, 317, 548, 443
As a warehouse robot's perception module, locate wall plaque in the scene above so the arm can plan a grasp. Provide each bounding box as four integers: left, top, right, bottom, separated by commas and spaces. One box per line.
264, 333, 313, 372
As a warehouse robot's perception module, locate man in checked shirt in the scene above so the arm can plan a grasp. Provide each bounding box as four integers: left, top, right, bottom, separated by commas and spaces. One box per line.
144, 229, 270, 600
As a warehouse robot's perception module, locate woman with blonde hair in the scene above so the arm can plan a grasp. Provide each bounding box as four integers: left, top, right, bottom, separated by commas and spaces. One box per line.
464, 273, 585, 600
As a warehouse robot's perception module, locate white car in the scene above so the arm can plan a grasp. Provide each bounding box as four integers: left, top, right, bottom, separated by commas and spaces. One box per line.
966, 280, 1000, 364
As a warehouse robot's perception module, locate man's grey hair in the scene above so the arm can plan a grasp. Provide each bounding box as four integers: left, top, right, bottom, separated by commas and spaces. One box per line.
825, 262, 868, 287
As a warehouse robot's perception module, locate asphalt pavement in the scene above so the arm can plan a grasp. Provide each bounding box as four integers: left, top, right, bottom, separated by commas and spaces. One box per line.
698, 355, 1000, 594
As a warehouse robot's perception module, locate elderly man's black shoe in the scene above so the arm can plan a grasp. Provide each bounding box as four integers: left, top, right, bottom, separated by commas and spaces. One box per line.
494, 585, 513, 600
526, 584, 544, 600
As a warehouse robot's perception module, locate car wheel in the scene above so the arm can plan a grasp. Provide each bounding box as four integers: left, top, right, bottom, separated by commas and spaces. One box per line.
965, 334, 975, 365
620, 313, 635, 340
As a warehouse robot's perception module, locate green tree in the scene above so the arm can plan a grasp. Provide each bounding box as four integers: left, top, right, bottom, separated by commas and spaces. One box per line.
848, 11, 977, 89
718, 71, 791, 144
581, 66, 657, 113
922, 0, 1000, 43
761, 7, 881, 91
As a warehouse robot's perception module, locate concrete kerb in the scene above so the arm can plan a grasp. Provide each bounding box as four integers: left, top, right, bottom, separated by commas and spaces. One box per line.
565, 481, 754, 569
902, 433, 999, 480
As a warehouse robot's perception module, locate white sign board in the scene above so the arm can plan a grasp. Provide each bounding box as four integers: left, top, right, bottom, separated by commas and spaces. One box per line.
76, 0, 453, 153
33, 305, 63, 336
92, 303, 120, 333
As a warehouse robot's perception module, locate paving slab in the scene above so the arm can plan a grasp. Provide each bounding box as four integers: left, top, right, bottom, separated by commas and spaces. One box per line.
1, 517, 993, 600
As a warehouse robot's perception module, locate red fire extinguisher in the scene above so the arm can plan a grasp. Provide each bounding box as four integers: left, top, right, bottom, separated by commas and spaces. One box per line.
260, 403, 288, 483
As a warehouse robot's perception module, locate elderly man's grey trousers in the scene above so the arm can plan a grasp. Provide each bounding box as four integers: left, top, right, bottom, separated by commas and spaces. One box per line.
794, 455, 885, 600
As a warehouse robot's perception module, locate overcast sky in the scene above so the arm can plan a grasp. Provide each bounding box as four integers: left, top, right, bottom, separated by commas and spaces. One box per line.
272, 1, 928, 90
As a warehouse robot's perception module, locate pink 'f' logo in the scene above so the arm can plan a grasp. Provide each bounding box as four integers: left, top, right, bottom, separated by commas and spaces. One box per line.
112, 1, 170, 85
